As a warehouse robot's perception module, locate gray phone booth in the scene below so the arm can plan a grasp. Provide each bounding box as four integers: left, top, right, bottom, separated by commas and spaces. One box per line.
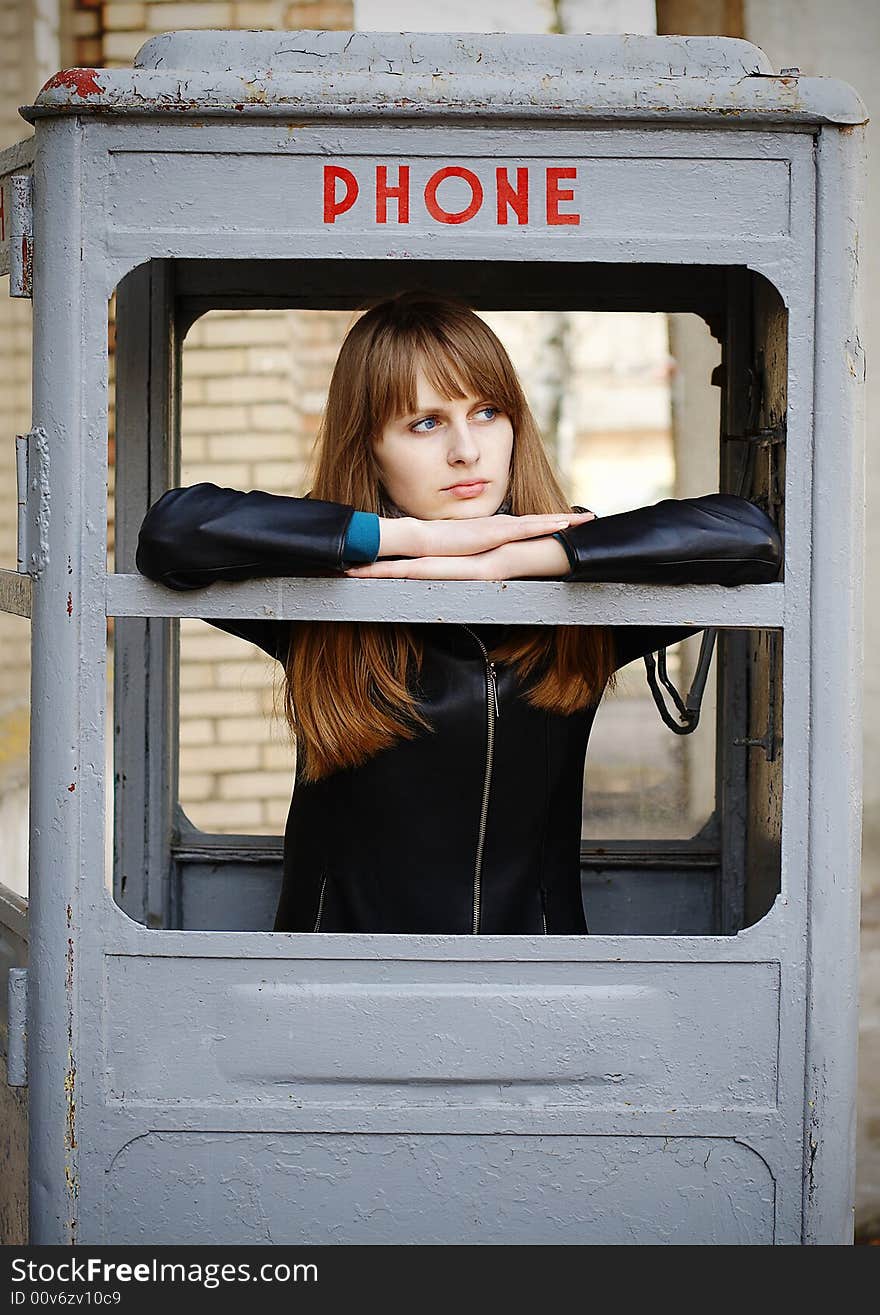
0, 30, 867, 1244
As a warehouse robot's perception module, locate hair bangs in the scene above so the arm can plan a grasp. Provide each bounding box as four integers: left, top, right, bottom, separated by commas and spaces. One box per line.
366, 314, 521, 437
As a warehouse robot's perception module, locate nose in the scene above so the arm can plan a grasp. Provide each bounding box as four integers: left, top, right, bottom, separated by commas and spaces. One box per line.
447, 415, 481, 467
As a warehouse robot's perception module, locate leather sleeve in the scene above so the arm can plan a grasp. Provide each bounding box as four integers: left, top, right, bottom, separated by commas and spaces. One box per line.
135, 481, 357, 591
553, 493, 782, 586
204, 617, 292, 664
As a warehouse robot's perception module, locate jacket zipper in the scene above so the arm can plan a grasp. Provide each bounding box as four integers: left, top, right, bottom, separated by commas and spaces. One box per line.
540, 886, 548, 935
460, 625, 500, 935
313, 873, 328, 932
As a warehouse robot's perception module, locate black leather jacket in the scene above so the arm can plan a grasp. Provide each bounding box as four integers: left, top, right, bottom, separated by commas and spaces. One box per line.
135, 484, 782, 935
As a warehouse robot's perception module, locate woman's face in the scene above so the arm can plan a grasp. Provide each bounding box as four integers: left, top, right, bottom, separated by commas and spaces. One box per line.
372, 366, 514, 520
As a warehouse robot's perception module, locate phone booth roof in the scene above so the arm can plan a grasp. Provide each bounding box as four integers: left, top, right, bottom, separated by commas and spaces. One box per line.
19, 29, 867, 126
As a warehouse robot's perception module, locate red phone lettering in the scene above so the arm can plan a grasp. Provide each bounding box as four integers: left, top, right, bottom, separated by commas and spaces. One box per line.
376, 164, 410, 224
496, 167, 529, 225
546, 167, 579, 226
323, 166, 359, 223
425, 166, 484, 225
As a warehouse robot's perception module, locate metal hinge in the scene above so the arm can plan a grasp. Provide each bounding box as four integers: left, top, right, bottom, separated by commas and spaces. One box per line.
6, 968, 27, 1087
0, 172, 33, 298
15, 426, 50, 577
733, 630, 780, 763
722, 421, 786, 517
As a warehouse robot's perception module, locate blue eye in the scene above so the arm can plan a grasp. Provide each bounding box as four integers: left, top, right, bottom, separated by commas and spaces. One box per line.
410, 406, 500, 433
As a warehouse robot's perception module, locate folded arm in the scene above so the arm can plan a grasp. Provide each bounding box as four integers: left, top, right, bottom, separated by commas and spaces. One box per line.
135, 481, 357, 588
135, 481, 361, 662
552, 493, 782, 586
550, 493, 782, 670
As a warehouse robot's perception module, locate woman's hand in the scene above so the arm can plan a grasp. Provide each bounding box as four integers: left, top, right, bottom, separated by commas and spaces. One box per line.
344, 533, 579, 580
377, 509, 595, 560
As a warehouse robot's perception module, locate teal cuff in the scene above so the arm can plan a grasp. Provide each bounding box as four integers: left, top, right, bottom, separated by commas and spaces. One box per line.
342, 510, 381, 564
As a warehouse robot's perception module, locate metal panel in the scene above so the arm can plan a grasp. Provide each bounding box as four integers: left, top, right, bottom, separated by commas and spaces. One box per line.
582, 866, 717, 935
102, 1133, 777, 1245
106, 151, 793, 243
107, 575, 785, 628
176, 859, 719, 936
103, 954, 780, 1108
92, 124, 816, 275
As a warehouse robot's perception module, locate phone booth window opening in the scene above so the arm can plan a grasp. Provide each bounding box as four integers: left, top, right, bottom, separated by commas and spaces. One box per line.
108, 267, 786, 937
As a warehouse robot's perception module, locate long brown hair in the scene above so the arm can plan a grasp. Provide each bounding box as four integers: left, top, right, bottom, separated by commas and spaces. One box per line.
278, 291, 617, 781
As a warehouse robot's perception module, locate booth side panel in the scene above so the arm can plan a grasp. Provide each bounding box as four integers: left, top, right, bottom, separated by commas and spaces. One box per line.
28, 117, 111, 1246
803, 124, 867, 1245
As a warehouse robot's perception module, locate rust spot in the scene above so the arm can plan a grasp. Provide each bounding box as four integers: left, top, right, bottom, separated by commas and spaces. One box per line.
67, 592, 72, 616
20, 235, 32, 295
68, 782, 75, 792
65, 937, 77, 1155
41, 68, 105, 98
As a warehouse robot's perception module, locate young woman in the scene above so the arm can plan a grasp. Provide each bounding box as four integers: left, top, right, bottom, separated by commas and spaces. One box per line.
136, 292, 782, 936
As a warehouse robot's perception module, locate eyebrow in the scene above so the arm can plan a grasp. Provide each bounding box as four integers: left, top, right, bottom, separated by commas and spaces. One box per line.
402, 399, 493, 420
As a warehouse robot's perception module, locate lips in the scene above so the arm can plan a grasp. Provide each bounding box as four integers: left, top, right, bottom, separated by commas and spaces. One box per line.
445, 480, 488, 492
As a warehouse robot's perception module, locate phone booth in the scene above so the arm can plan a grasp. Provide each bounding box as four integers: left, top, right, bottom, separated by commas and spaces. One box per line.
0, 30, 866, 1244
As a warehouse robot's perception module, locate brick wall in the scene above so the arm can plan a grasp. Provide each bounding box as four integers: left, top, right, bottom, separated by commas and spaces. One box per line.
177, 308, 352, 834
99, 1, 352, 66
92, 2, 355, 836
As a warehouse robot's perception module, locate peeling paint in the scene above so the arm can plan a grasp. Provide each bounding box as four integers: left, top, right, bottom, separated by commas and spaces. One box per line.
41, 68, 105, 99
18, 37, 868, 128
26, 426, 50, 577
65, 925, 78, 1244
19, 234, 31, 295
